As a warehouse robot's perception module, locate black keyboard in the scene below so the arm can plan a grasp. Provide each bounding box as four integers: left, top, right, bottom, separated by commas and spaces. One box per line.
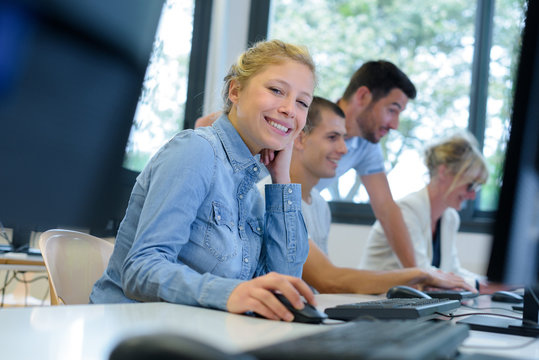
324, 297, 460, 321
248, 319, 469, 360
425, 289, 479, 300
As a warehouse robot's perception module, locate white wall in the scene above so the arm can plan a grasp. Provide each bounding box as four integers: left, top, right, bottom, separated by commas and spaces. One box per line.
203, 0, 251, 115
327, 223, 493, 276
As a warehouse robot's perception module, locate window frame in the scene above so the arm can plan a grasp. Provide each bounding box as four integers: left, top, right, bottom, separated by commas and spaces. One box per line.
248, 0, 498, 234
183, 0, 213, 129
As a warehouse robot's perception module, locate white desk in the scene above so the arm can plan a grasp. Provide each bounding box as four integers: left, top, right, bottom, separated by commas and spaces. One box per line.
0, 294, 537, 360
0, 252, 45, 272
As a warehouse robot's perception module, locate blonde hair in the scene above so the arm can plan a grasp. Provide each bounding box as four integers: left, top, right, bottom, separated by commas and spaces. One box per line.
222, 39, 316, 114
425, 130, 489, 194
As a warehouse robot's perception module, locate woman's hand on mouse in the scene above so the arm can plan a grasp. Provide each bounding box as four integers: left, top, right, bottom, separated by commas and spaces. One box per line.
226, 272, 316, 321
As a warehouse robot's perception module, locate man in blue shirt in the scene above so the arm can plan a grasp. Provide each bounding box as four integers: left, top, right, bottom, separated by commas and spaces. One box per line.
315, 61, 419, 269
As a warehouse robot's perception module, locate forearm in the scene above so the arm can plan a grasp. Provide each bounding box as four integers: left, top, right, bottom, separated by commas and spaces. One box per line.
308, 266, 428, 295
302, 240, 426, 294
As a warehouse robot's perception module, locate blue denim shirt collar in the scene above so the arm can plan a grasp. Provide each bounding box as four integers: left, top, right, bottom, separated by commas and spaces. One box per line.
213, 115, 260, 174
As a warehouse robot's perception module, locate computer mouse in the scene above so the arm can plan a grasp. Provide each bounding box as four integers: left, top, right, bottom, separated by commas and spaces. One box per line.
386, 285, 432, 299
491, 290, 523, 303
109, 332, 255, 360
274, 293, 327, 324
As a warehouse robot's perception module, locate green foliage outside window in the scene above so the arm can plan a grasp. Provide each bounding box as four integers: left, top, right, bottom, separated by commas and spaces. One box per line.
269, 0, 526, 212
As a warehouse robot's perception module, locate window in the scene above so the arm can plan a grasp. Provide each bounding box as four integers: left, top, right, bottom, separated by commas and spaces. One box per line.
265, 0, 526, 229
123, 0, 195, 172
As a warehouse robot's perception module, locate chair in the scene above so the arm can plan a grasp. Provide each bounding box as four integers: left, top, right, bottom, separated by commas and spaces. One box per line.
39, 229, 114, 305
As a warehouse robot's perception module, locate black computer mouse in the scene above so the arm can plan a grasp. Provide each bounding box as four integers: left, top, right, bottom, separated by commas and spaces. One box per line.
491, 290, 523, 303
109, 332, 254, 360
386, 285, 432, 299
274, 293, 327, 324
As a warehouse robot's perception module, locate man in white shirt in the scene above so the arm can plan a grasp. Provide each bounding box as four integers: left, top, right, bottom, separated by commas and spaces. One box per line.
293, 96, 474, 294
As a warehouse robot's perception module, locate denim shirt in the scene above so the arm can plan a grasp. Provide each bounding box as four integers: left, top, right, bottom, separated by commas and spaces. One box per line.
90, 116, 308, 310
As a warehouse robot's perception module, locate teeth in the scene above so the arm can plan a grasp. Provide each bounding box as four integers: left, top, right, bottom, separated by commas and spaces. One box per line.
269, 120, 289, 132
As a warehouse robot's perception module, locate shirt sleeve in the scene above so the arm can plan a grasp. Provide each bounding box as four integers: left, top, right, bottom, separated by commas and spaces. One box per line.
120, 132, 242, 310
255, 183, 309, 278
353, 141, 385, 176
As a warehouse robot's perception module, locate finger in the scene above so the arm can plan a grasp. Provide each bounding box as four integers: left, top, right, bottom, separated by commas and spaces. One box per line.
253, 288, 294, 321
251, 299, 281, 321
288, 276, 317, 306
272, 275, 316, 308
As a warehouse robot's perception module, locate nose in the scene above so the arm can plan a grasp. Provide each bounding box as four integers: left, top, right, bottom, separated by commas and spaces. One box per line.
278, 97, 296, 118
389, 115, 399, 130
338, 138, 348, 155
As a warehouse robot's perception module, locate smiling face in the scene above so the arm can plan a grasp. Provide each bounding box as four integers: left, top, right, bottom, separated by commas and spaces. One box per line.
227, 60, 315, 155
357, 88, 408, 143
298, 108, 348, 180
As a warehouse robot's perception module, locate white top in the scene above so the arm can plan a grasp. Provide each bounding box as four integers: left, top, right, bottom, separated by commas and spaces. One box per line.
359, 187, 483, 286
302, 189, 331, 254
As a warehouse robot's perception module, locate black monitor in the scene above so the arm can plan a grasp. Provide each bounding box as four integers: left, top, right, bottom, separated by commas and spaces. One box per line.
458, 0, 539, 337
0, 0, 164, 251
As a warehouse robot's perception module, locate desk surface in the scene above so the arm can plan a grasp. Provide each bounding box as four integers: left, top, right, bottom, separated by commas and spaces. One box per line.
0, 294, 537, 360
0, 251, 45, 271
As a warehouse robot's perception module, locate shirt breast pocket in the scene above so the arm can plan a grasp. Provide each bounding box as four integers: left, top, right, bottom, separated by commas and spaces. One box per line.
247, 218, 263, 259
205, 201, 238, 261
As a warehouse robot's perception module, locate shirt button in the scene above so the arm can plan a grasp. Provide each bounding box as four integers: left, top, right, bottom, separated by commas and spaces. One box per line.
216, 215, 221, 220
257, 227, 261, 232
244, 258, 249, 263
287, 200, 292, 205
288, 188, 293, 193
239, 226, 244, 231
239, 194, 243, 199
253, 167, 258, 172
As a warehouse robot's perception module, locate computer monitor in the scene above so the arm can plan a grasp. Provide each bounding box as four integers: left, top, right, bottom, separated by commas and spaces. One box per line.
458, 0, 539, 337
0, 0, 164, 251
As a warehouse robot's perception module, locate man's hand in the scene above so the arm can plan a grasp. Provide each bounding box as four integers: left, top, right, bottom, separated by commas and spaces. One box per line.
417, 269, 477, 292
194, 111, 221, 128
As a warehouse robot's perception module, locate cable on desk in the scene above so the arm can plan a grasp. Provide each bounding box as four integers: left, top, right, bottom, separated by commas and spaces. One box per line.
460, 336, 538, 351
460, 303, 523, 314
435, 311, 539, 327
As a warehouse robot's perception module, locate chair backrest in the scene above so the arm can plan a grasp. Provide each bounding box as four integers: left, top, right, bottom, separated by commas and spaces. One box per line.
39, 229, 114, 305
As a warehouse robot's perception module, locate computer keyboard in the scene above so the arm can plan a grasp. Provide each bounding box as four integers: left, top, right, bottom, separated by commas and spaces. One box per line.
324, 297, 460, 321
248, 319, 469, 360
425, 289, 479, 300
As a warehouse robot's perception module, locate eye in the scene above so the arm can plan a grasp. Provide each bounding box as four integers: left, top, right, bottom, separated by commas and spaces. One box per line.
269, 87, 283, 95
297, 100, 309, 108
